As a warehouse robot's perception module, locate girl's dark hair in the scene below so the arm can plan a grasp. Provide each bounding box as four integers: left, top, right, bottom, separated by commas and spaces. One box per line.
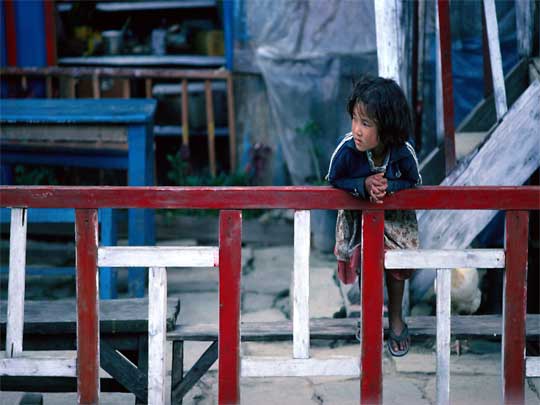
347, 75, 412, 148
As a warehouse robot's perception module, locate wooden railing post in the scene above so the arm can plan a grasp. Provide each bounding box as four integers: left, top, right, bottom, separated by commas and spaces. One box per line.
503, 211, 529, 404
205, 80, 217, 177
6, 208, 27, 358
75, 209, 100, 404
437, 0, 456, 174
218, 210, 242, 404
360, 211, 384, 404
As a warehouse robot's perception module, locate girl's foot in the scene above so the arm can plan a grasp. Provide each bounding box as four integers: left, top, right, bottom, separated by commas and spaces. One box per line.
387, 319, 410, 357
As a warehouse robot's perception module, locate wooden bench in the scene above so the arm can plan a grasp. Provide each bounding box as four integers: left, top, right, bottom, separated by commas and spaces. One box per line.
167, 314, 540, 403
1, 298, 180, 403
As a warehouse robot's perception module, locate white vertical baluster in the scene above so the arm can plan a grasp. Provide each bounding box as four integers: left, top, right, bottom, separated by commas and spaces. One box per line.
6, 208, 27, 358
436, 268, 452, 405
483, 0, 508, 120
148, 266, 167, 405
293, 210, 310, 359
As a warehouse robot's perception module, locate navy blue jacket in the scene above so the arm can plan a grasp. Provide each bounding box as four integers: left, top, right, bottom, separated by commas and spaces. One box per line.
326, 133, 422, 199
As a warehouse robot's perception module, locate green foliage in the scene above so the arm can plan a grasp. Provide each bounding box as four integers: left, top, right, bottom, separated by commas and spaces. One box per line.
164, 152, 263, 219
166, 154, 250, 187
296, 119, 326, 184
14, 165, 58, 185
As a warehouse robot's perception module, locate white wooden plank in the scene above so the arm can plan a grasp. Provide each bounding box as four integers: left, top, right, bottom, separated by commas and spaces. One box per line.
526, 357, 540, 377
483, 0, 508, 119
293, 210, 310, 359
241, 356, 359, 377
385, 249, 505, 269
148, 267, 167, 405
418, 81, 540, 255
6, 208, 27, 358
0, 355, 76, 377
374, 0, 401, 84
98, 246, 218, 267
515, 0, 533, 58
436, 268, 451, 405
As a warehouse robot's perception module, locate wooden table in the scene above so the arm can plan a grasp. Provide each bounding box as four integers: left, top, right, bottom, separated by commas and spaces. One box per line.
0, 99, 157, 298
0, 298, 180, 403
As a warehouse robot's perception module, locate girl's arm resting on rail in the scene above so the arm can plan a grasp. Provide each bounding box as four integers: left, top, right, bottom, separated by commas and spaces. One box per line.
329, 176, 368, 199
387, 154, 422, 194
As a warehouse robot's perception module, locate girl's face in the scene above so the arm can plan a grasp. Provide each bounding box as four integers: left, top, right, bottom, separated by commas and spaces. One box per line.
351, 103, 381, 153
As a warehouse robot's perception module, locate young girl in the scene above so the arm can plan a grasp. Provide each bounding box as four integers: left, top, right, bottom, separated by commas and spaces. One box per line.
327, 75, 421, 357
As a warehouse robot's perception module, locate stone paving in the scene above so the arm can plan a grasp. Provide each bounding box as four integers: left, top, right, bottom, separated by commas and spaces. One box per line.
2, 239, 540, 404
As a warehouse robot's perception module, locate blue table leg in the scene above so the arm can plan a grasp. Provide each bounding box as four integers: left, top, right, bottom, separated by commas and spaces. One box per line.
1, 163, 13, 184
99, 208, 118, 299
127, 124, 155, 297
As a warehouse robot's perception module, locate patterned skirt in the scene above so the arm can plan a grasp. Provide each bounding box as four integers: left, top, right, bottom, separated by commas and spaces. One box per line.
334, 210, 419, 284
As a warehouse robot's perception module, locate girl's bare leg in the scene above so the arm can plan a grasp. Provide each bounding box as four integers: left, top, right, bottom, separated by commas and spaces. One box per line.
386, 272, 409, 353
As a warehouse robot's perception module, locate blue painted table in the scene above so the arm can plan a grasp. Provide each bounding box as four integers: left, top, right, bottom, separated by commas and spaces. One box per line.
0, 99, 157, 298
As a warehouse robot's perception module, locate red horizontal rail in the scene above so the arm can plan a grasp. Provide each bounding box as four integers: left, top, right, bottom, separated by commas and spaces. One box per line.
1, 186, 539, 211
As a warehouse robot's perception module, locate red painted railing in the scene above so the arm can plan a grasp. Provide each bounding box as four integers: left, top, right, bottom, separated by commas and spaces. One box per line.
2, 185, 539, 404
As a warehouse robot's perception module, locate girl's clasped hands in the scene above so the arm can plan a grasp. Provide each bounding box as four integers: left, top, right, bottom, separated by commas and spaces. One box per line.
365, 172, 387, 204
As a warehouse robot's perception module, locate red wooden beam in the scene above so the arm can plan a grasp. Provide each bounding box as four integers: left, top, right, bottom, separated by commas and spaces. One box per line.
437, 0, 456, 174
503, 211, 529, 404
43, 0, 57, 66
75, 209, 100, 404
1, 186, 539, 211
218, 210, 242, 405
360, 211, 385, 404
3, 0, 18, 66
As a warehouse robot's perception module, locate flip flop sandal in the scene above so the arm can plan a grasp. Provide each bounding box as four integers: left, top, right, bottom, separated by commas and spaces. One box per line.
387, 323, 410, 357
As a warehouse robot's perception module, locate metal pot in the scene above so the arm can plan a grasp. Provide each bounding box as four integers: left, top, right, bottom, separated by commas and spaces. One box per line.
102, 30, 123, 55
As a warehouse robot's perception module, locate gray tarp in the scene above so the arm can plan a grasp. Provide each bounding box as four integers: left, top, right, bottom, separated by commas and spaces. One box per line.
245, 0, 378, 184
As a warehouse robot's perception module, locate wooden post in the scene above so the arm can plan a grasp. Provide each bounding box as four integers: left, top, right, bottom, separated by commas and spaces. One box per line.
435, 1, 444, 146
92, 75, 100, 99
437, 0, 456, 175
148, 266, 167, 405
515, 0, 533, 58
373, 0, 401, 83
75, 209, 100, 404
502, 211, 529, 405
436, 268, 451, 405
45, 76, 53, 98
292, 210, 310, 359
360, 211, 384, 405
481, 12, 494, 99
145, 78, 153, 99
6, 208, 27, 358
43, 0, 57, 66
122, 79, 131, 99
182, 79, 189, 147
205, 80, 217, 177
3, 0, 18, 66
66, 77, 76, 98
218, 210, 242, 405
483, 0, 508, 121
226, 74, 237, 172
